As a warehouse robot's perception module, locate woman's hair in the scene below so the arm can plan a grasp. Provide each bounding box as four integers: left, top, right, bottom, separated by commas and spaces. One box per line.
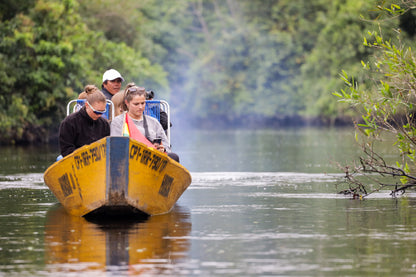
122, 84, 146, 111
84, 85, 106, 104
78, 91, 87, 99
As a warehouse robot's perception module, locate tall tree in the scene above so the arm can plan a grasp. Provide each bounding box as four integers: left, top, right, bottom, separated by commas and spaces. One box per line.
0, 0, 167, 143
0, 0, 88, 142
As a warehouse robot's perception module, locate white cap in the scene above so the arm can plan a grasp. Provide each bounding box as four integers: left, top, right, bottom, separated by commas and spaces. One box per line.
102, 69, 124, 83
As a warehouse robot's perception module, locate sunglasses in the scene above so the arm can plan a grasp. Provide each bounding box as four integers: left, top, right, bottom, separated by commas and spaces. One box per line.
87, 101, 106, 115
126, 86, 146, 94
127, 87, 138, 93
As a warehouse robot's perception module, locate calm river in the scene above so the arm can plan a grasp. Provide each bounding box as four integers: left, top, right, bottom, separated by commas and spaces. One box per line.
1, 127, 416, 276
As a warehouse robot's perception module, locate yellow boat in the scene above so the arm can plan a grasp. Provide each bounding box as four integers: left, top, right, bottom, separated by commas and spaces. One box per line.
43, 136, 192, 217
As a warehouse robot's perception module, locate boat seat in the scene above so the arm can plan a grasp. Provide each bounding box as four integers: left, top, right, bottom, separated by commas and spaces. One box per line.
144, 100, 161, 121
144, 100, 171, 144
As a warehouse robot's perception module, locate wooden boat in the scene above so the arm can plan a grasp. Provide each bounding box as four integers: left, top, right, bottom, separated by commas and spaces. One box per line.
43, 136, 192, 217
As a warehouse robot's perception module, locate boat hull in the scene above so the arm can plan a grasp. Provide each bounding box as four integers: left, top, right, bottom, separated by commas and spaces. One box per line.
43, 137, 192, 217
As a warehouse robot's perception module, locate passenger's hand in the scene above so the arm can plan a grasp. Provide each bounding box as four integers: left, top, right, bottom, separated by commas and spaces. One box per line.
153, 143, 165, 152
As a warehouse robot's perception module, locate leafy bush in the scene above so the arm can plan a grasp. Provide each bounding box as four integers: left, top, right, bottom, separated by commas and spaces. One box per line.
335, 2, 416, 196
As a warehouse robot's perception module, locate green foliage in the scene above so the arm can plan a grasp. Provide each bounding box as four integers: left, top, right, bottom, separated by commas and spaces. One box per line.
78, 0, 348, 120
0, 0, 167, 143
0, 0, 36, 21
335, 1, 416, 192
0, 0, 85, 142
1, 0, 415, 143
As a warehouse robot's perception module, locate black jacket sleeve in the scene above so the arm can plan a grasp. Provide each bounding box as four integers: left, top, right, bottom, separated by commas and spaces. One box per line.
159, 111, 171, 131
59, 118, 77, 157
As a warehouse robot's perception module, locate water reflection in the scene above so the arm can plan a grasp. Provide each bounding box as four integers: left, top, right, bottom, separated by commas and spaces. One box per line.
44, 204, 191, 275
0, 144, 58, 175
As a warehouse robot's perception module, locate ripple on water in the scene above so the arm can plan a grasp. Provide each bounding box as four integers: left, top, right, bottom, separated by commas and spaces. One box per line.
0, 173, 46, 190
188, 172, 416, 200
191, 172, 342, 184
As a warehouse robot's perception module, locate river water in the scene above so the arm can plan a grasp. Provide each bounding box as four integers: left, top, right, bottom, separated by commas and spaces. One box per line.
1, 128, 416, 276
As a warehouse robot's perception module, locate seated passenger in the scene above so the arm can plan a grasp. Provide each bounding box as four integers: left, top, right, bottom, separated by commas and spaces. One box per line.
59, 85, 110, 157
110, 86, 180, 163
101, 69, 124, 100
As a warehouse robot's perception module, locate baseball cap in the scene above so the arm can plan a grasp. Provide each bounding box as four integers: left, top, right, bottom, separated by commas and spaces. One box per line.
102, 69, 125, 83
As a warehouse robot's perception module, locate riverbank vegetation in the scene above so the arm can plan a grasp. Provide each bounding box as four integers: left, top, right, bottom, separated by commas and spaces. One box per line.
0, 0, 414, 143
335, 1, 416, 197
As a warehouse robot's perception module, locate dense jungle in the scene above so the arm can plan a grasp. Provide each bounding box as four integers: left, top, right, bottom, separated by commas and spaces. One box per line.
0, 0, 415, 143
